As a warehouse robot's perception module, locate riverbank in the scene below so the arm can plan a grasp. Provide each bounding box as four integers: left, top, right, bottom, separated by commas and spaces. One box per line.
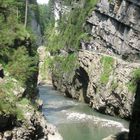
39, 85, 129, 140
37, 45, 131, 139
0, 63, 63, 140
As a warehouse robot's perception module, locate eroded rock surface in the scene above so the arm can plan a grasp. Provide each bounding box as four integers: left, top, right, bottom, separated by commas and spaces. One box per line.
37, 46, 52, 85
0, 107, 62, 140
85, 0, 140, 61
53, 51, 140, 119
0, 67, 62, 140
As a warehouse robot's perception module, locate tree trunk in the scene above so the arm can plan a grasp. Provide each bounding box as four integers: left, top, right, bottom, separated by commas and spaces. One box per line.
24, 0, 28, 28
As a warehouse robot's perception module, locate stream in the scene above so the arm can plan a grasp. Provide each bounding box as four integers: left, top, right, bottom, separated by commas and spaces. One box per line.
39, 85, 129, 140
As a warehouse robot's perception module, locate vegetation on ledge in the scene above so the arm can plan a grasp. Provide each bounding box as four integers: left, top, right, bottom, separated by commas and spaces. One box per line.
127, 69, 140, 93
100, 56, 114, 85
44, 0, 98, 54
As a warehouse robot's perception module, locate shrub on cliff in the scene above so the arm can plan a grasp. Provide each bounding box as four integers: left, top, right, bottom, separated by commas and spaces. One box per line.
50, 54, 79, 82
100, 56, 114, 85
0, 80, 24, 120
128, 69, 140, 93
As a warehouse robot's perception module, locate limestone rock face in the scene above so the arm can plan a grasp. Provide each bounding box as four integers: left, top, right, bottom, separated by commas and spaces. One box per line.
51, 0, 140, 139
85, 0, 140, 61
37, 46, 52, 85
79, 51, 140, 118
0, 107, 63, 140
53, 50, 140, 119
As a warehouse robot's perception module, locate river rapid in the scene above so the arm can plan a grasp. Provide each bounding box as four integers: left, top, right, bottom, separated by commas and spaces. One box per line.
39, 85, 129, 140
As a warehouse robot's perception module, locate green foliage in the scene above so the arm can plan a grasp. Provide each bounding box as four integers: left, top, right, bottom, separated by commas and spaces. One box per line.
0, 0, 36, 63
127, 69, 140, 93
60, 54, 78, 73
45, 0, 98, 53
7, 47, 37, 85
100, 56, 114, 84
0, 0, 39, 122
0, 96, 25, 121
0, 80, 22, 120
39, 2, 55, 35
15, 108, 24, 120
108, 0, 112, 3
45, 27, 64, 53
133, 69, 140, 81
111, 81, 118, 90
0, 91, 15, 115
16, 98, 31, 120
51, 54, 79, 80
0, 79, 33, 120
19, 98, 31, 105
39, 56, 53, 80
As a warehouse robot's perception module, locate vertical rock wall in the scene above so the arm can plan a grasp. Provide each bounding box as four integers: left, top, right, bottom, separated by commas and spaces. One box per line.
85, 0, 140, 61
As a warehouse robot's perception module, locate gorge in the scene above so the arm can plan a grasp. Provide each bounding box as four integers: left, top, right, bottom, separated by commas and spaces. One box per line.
38, 0, 140, 139
0, 0, 140, 140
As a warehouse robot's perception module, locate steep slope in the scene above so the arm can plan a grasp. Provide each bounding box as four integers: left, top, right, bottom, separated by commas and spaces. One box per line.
86, 0, 140, 61
0, 0, 63, 139
40, 0, 140, 139
53, 50, 140, 119
48, 0, 140, 119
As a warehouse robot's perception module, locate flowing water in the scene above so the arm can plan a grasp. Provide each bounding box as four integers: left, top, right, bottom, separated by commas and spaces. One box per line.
39, 85, 129, 140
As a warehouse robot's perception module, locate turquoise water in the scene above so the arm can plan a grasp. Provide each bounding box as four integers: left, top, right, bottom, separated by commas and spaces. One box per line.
39, 86, 129, 140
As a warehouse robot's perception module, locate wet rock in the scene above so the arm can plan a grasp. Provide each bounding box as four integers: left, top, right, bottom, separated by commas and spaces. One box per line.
78, 51, 140, 119
35, 98, 43, 110
3, 131, 12, 140
0, 100, 62, 140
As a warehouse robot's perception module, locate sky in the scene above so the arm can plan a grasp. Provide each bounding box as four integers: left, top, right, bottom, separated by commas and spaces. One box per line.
37, 0, 49, 4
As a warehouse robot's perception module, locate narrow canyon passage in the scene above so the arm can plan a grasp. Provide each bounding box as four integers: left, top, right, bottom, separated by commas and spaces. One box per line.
39, 86, 129, 140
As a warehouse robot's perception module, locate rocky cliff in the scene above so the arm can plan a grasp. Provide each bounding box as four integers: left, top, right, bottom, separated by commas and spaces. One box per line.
85, 0, 140, 61
45, 0, 140, 139
79, 51, 140, 118
0, 66, 62, 140
53, 50, 140, 119
37, 46, 52, 85
52, 0, 140, 119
